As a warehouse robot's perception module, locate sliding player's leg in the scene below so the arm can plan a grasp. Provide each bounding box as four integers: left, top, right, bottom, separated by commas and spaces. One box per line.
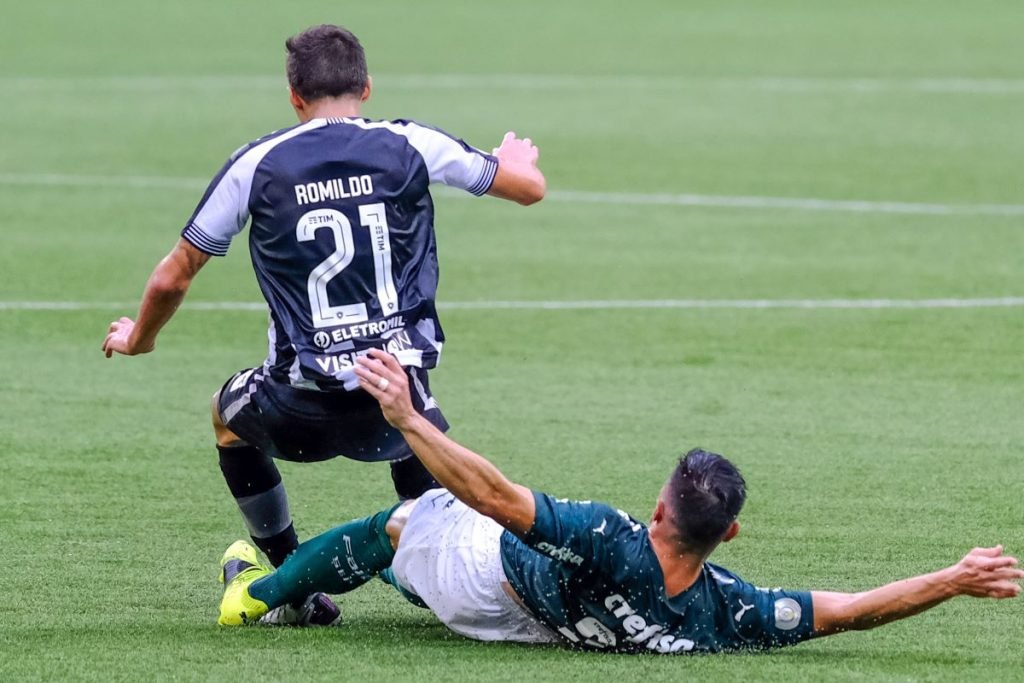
218, 503, 402, 626
390, 490, 558, 643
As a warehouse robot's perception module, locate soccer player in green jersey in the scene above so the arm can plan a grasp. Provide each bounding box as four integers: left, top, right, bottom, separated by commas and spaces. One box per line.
217, 350, 1022, 653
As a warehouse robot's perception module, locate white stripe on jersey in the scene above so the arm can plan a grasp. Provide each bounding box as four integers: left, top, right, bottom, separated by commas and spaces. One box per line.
186, 119, 328, 255
414, 318, 443, 353
264, 313, 278, 369
184, 117, 495, 257
336, 118, 497, 195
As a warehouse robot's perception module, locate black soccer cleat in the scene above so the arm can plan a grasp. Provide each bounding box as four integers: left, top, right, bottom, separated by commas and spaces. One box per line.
259, 592, 343, 627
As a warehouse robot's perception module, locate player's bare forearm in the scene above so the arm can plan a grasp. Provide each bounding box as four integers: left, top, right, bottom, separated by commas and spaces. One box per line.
131, 240, 208, 346
488, 162, 546, 205
399, 413, 536, 535
811, 570, 956, 635
811, 546, 1022, 637
354, 349, 536, 535
103, 239, 210, 357
487, 132, 546, 205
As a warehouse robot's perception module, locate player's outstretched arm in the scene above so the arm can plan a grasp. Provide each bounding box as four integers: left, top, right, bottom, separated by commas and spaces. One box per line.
354, 349, 536, 536
102, 239, 210, 358
811, 545, 1022, 637
487, 131, 546, 206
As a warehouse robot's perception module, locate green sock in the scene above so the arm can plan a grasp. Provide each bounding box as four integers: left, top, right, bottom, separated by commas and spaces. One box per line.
249, 504, 399, 608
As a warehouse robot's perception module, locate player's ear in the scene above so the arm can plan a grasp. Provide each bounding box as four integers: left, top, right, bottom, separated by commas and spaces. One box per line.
289, 87, 306, 113
361, 76, 372, 103
722, 520, 740, 543
651, 499, 667, 525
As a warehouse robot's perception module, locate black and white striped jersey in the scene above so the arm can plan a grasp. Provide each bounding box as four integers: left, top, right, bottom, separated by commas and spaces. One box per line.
181, 117, 498, 391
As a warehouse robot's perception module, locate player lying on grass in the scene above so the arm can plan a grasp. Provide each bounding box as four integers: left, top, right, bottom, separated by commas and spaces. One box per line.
217, 349, 1022, 653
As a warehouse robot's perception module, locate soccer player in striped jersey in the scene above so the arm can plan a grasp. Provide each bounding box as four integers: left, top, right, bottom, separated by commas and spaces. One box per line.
102, 24, 546, 620
217, 349, 1023, 652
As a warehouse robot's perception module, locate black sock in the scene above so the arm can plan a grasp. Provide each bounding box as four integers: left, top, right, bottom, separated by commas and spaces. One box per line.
252, 524, 299, 568
217, 444, 298, 566
390, 455, 439, 500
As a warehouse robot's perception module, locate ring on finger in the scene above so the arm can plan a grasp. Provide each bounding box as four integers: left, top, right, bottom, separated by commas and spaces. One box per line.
377, 377, 390, 391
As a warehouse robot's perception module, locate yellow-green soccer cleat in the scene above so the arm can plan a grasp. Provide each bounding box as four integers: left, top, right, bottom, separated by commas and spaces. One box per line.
219, 539, 262, 584
218, 540, 271, 626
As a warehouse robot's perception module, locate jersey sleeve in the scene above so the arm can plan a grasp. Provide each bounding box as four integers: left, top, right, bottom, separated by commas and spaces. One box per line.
398, 122, 498, 195
521, 491, 647, 577
180, 149, 253, 256
710, 565, 816, 649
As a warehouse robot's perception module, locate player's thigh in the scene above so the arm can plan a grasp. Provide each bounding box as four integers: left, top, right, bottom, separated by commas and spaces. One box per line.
391, 491, 499, 607
257, 367, 448, 463
391, 492, 554, 642
214, 367, 276, 453
213, 365, 449, 463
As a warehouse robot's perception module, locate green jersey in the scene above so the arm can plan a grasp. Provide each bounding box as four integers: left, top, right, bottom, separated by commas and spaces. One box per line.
500, 492, 815, 654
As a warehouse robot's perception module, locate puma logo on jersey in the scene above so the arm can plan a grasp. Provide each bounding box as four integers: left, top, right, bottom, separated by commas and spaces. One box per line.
734, 599, 754, 622
616, 509, 643, 532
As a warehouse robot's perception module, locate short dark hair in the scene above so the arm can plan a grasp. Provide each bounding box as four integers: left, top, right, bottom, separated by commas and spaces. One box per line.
665, 449, 747, 553
285, 24, 369, 101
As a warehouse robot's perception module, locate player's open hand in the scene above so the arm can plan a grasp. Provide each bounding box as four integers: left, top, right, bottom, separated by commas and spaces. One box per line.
355, 349, 418, 430
950, 546, 1024, 599
488, 132, 545, 205
102, 316, 153, 358
493, 131, 539, 167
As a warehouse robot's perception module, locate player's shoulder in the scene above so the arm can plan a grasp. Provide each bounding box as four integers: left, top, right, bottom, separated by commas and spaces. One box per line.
699, 562, 815, 644
546, 494, 645, 527
214, 121, 326, 176
220, 117, 442, 166
341, 116, 436, 132
342, 117, 475, 149
597, 503, 647, 538
545, 495, 650, 552
702, 562, 747, 589
701, 562, 780, 604
584, 502, 659, 577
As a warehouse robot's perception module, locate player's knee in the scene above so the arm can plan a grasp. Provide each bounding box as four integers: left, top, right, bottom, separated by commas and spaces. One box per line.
211, 390, 243, 447
210, 391, 223, 422
385, 500, 416, 551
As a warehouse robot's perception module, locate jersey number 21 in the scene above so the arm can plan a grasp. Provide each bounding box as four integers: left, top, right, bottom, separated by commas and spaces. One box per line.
296, 203, 399, 328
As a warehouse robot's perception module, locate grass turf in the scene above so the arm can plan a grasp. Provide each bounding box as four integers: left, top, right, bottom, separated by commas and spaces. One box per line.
2, 1, 1023, 680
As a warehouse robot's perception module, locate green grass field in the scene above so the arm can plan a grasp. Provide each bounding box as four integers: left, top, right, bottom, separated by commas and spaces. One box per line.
2, 1, 1023, 680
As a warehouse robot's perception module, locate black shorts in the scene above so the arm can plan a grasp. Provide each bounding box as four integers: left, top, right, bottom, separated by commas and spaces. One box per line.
216, 365, 448, 463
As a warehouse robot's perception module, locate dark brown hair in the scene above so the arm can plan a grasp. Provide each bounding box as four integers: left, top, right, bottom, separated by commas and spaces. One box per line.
285, 24, 368, 101
665, 449, 747, 552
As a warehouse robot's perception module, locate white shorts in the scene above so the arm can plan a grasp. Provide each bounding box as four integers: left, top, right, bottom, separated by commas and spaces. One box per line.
391, 489, 558, 644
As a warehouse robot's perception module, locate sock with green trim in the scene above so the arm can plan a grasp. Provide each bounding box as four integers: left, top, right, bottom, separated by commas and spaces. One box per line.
248, 504, 399, 609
